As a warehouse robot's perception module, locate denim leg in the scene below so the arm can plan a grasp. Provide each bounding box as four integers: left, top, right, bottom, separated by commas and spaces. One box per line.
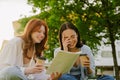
0, 66, 28, 80
97, 75, 114, 80
58, 74, 77, 80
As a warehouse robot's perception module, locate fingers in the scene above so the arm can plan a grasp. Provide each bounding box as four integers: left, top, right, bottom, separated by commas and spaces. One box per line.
51, 72, 62, 80
84, 61, 90, 67
62, 38, 70, 44
62, 38, 71, 51
32, 64, 45, 73
79, 55, 90, 67
25, 64, 45, 74
56, 72, 62, 78
82, 60, 90, 67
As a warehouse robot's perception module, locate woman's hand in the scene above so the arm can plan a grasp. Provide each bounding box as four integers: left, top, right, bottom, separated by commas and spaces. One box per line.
79, 56, 92, 74
50, 72, 62, 80
80, 56, 90, 67
62, 38, 70, 51
24, 64, 45, 75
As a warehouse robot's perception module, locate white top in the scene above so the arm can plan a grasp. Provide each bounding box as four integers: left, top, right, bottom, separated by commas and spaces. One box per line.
0, 37, 24, 68
0, 37, 35, 72
0, 37, 50, 80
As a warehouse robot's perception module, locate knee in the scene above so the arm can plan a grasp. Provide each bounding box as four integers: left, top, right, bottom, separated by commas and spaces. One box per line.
0, 66, 21, 80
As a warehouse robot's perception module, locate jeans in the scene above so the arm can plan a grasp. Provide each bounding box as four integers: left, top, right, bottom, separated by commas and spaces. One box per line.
58, 74, 77, 80
97, 75, 114, 80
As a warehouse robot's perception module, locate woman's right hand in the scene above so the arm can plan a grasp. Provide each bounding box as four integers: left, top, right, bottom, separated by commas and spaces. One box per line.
62, 38, 70, 51
24, 64, 44, 75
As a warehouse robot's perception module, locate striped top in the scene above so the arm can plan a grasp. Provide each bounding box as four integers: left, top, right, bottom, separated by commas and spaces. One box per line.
54, 45, 95, 77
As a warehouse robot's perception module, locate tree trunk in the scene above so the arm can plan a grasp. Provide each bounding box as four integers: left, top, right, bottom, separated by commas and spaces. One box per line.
107, 22, 120, 80
110, 37, 120, 79
101, 0, 120, 79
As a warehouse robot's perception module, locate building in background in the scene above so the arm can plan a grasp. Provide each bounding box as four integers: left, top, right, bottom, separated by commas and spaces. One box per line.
95, 40, 120, 76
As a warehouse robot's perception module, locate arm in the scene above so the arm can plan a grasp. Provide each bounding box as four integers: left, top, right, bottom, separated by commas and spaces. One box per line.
24, 64, 45, 75
0, 38, 29, 75
81, 45, 95, 76
0, 39, 20, 69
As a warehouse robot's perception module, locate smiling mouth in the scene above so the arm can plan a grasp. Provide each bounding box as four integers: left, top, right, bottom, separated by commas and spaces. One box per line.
37, 36, 43, 40
68, 44, 73, 47
68, 43, 76, 47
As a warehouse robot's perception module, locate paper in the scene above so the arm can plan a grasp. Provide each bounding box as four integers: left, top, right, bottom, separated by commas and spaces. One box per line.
46, 51, 80, 74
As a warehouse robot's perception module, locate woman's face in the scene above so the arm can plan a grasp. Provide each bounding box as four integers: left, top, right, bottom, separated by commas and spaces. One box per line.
62, 29, 78, 49
31, 25, 45, 43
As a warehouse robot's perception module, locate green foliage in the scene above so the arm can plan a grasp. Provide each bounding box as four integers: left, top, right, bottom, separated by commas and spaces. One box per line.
13, 0, 120, 79
18, 13, 61, 60
19, 1, 120, 78
19, 0, 120, 59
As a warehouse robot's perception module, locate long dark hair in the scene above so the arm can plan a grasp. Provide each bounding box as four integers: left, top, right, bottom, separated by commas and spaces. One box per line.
59, 22, 83, 50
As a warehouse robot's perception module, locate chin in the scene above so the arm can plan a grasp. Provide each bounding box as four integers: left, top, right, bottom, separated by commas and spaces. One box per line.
68, 46, 75, 49
69, 44, 76, 48
35, 40, 41, 43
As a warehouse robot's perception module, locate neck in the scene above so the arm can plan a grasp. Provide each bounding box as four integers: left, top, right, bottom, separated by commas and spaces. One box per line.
68, 47, 80, 52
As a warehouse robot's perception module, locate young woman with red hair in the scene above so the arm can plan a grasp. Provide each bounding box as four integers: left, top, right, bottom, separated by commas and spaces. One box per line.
0, 19, 59, 80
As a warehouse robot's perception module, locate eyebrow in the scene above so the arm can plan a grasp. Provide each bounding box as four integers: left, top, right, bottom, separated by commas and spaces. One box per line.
63, 34, 76, 37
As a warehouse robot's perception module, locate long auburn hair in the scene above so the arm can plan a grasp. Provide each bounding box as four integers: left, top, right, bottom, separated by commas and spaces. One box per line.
21, 18, 48, 58
59, 22, 83, 50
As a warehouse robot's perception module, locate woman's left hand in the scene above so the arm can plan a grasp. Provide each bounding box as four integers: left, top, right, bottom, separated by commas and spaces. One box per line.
79, 56, 92, 74
79, 56, 90, 67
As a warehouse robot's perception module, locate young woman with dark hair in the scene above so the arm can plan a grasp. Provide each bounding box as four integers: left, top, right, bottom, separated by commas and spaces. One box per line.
54, 22, 95, 80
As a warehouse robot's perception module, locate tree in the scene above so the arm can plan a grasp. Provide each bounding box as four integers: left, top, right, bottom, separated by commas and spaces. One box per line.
20, 0, 120, 79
